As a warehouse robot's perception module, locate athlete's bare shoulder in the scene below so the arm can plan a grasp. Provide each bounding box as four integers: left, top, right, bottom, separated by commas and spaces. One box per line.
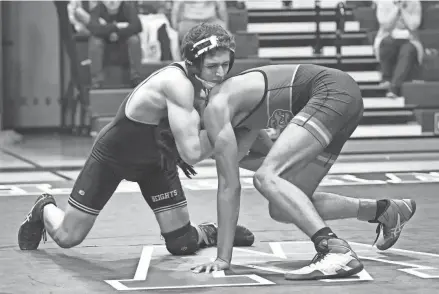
209, 72, 265, 107
160, 67, 194, 106
208, 77, 235, 110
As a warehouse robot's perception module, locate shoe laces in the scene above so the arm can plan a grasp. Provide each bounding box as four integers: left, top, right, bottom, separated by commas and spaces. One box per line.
373, 216, 405, 246
310, 252, 326, 265
372, 223, 382, 246
308, 253, 340, 268
308, 253, 350, 271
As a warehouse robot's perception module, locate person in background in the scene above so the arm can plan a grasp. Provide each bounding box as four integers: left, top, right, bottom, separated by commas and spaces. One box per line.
374, 0, 422, 98
88, 0, 143, 88
67, 1, 101, 35
171, 1, 228, 42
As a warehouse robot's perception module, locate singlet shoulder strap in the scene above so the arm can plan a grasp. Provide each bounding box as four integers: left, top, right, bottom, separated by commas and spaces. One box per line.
169, 62, 188, 77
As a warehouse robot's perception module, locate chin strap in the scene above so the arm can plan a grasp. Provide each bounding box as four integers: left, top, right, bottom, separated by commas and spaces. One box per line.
194, 75, 217, 91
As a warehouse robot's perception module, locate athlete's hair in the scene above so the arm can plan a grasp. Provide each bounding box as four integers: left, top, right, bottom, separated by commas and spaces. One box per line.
181, 23, 236, 72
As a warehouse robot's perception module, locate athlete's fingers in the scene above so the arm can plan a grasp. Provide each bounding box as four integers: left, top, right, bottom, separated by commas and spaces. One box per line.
205, 265, 212, 274
192, 265, 203, 273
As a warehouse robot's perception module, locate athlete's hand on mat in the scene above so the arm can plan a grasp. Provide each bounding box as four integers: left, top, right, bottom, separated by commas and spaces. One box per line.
191, 258, 230, 274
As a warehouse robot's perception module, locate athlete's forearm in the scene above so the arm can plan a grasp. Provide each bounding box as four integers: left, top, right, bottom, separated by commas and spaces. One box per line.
217, 185, 241, 263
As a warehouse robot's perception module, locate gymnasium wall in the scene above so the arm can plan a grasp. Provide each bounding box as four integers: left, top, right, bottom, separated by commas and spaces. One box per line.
3, 1, 61, 129
0, 2, 3, 130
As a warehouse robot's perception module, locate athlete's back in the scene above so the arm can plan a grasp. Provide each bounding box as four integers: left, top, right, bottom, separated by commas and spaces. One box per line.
224, 64, 305, 130
226, 64, 360, 135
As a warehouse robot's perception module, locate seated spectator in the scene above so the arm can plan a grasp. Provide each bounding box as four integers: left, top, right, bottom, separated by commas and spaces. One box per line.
138, 13, 181, 62
87, 0, 143, 88
171, 1, 228, 41
67, 0, 99, 35
137, 0, 170, 15
374, 0, 423, 98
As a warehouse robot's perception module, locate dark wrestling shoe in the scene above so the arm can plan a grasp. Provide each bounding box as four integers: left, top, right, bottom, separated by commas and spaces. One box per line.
373, 199, 416, 250
198, 222, 255, 248
18, 193, 56, 250
285, 238, 364, 280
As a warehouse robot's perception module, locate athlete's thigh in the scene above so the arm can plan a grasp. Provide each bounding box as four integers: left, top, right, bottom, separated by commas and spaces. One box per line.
260, 123, 325, 175
269, 158, 332, 221
65, 156, 123, 238
283, 94, 363, 198
270, 75, 364, 174
248, 129, 274, 156
282, 154, 333, 197
138, 165, 190, 234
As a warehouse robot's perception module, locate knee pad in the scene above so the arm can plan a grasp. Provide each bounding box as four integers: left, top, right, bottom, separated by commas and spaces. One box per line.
162, 222, 199, 256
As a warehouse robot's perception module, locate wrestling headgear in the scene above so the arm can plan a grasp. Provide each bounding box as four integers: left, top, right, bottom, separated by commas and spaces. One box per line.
181, 23, 236, 74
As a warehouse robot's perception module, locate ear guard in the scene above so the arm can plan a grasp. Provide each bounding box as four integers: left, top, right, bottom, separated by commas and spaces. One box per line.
185, 35, 235, 73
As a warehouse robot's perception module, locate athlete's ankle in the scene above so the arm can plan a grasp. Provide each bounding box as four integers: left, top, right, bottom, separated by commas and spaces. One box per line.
357, 199, 390, 223
311, 227, 337, 251
369, 199, 390, 223
357, 199, 378, 222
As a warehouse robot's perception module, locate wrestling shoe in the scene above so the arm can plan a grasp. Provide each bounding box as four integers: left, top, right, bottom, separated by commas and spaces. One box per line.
198, 222, 255, 248
373, 199, 416, 250
285, 238, 364, 280
18, 193, 57, 250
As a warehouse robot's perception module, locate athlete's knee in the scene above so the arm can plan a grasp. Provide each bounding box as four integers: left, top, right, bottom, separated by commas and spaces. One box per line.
268, 203, 292, 224
53, 203, 97, 249
162, 222, 199, 256
253, 166, 278, 192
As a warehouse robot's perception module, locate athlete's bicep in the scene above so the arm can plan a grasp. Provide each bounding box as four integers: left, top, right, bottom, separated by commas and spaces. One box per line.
163, 76, 201, 164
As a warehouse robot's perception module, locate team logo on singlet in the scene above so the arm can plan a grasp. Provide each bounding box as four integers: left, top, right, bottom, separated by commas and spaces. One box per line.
267, 109, 294, 132
151, 189, 178, 202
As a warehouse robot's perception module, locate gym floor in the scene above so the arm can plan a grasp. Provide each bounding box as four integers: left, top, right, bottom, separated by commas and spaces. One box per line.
1, 134, 438, 294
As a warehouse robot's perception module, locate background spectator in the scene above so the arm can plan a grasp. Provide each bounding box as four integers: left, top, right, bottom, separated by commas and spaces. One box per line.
136, 0, 180, 62
374, 0, 422, 98
67, 0, 99, 35
137, 0, 171, 15
87, 0, 143, 88
171, 1, 228, 42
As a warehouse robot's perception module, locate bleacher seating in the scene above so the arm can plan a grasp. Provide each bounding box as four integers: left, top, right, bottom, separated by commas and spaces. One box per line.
83, 0, 439, 138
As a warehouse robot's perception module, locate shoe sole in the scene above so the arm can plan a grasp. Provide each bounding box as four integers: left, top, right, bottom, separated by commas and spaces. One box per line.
17, 195, 50, 250
376, 199, 417, 251
18, 221, 43, 250
285, 262, 364, 281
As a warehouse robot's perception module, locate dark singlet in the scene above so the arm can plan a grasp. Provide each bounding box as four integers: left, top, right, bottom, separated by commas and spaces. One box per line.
91, 63, 187, 167
235, 64, 326, 131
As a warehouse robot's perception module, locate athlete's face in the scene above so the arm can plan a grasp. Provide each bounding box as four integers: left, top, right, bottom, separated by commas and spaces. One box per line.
199, 49, 231, 84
